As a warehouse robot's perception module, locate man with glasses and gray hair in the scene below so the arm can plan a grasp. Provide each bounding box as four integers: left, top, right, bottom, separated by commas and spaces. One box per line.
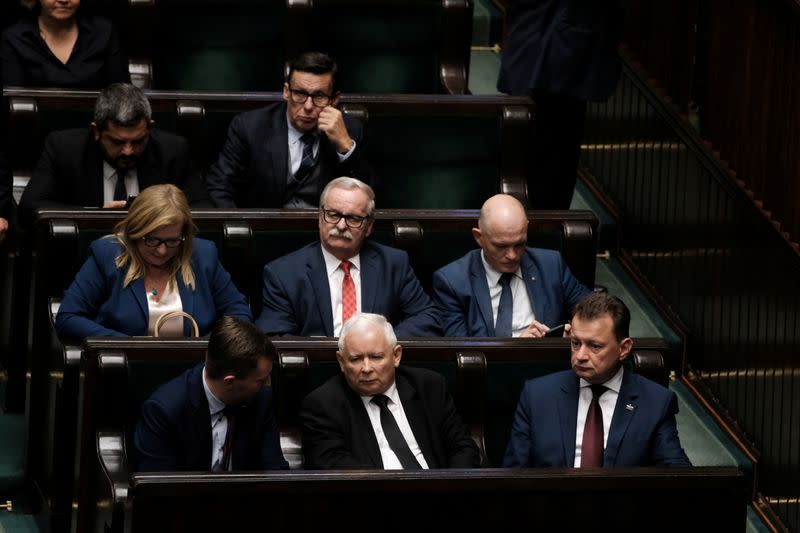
257, 177, 440, 337
19, 82, 210, 226
206, 51, 370, 208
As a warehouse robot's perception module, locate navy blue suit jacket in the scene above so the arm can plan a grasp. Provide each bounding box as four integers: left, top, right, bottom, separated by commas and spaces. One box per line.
256, 241, 440, 337
503, 368, 691, 467
206, 101, 371, 208
301, 366, 479, 469
55, 237, 252, 338
432, 248, 589, 336
497, 0, 622, 101
134, 363, 289, 471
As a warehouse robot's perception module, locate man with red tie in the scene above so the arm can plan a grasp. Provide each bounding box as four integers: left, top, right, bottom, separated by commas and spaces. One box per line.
503, 292, 691, 467
256, 177, 440, 337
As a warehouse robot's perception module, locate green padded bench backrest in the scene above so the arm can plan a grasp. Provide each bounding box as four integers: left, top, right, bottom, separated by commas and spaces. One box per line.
150, 1, 287, 91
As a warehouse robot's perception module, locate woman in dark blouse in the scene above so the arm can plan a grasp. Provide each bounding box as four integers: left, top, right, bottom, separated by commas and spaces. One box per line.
1, 0, 130, 88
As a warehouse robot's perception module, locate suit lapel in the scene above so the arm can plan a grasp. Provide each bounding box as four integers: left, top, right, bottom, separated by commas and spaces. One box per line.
521, 252, 544, 321
396, 373, 437, 467
344, 381, 383, 467
270, 108, 290, 202
188, 366, 214, 468
558, 374, 580, 467
604, 368, 638, 467
468, 251, 495, 335
129, 277, 150, 331
359, 245, 378, 314
177, 276, 194, 336
137, 136, 158, 189
308, 245, 334, 336
87, 140, 105, 207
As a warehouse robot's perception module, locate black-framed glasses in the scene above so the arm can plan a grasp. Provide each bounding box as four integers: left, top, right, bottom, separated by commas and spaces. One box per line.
320, 208, 370, 228
142, 236, 185, 248
288, 88, 332, 108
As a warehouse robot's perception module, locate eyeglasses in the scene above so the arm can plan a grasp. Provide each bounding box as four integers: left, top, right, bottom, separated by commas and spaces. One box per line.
320, 208, 370, 228
142, 236, 185, 248
288, 88, 332, 108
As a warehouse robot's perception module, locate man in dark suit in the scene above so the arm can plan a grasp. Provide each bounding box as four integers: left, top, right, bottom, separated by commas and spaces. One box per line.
256, 177, 440, 337
301, 312, 479, 469
18, 82, 209, 226
134, 316, 289, 472
433, 194, 589, 337
498, 1, 622, 208
206, 51, 370, 208
503, 292, 691, 467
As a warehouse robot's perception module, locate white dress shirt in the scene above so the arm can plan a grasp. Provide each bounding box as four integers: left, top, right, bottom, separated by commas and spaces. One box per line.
102, 162, 139, 204
573, 365, 624, 467
481, 252, 535, 337
321, 245, 361, 336
202, 367, 231, 470
360, 382, 429, 470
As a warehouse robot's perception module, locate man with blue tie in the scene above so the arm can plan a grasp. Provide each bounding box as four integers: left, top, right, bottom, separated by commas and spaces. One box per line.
256, 177, 440, 337
134, 316, 289, 471
432, 193, 589, 337
503, 292, 691, 467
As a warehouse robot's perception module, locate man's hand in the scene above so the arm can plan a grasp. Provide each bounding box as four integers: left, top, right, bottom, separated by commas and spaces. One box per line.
0, 217, 8, 243
317, 106, 353, 154
519, 320, 551, 338
563, 323, 572, 337
102, 200, 128, 209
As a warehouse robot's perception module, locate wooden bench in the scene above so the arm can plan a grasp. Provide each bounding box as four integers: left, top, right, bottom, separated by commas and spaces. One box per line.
72, 337, 670, 531
90, 466, 746, 532
3, 89, 535, 208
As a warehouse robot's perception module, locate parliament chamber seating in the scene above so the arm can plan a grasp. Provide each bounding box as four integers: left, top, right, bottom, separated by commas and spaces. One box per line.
73, 337, 678, 532
27, 207, 596, 530
120, 0, 471, 93
3, 89, 535, 208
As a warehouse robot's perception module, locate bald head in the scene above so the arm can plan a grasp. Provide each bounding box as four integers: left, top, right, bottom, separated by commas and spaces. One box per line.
473, 194, 529, 273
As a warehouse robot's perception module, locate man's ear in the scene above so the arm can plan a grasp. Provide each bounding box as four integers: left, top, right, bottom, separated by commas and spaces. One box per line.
336, 351, 346, 372
471, 227, 482, 247
90, 122, 100, 141
393, 344, 403, 368
618, 337, 633, 362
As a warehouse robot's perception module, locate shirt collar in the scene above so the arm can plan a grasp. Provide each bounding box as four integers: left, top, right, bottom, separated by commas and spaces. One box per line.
579, 364, 625, 394
286, 115, 316, 145
103, 161, 120, 182
202, 366, 226, 416
360, 380, 399, 405
321, 244, 360, 277
480, 250, 522, 286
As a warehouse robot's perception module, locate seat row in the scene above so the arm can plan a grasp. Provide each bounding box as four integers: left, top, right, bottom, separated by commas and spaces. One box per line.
67, 336, 683, 532
4, 89, 534, 210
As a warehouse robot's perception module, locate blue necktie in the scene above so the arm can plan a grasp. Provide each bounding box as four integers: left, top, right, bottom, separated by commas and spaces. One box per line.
495, 272, 514, 337
294, 133, 316, 182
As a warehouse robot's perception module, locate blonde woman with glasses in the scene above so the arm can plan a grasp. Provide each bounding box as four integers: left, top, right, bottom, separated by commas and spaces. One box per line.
56, 184, 251, 338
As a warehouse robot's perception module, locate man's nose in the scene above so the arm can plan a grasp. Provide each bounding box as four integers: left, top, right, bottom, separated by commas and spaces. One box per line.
121, 143, 135, 156
303, 98, 315, 112
335, 217, 348, 230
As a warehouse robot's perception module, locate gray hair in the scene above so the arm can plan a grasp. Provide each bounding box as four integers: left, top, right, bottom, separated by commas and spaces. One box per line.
338, 313, 397, 353
93, 83, 152, 131
320, 177, 375, 216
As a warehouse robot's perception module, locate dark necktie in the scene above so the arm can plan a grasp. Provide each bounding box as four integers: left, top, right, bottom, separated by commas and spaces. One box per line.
495, 272, 514, 337
113, 171, 127, 202
341, 261, 356, 325
580, 385, 607, 467
371, 395, 422, 470
294, 133, 316, 182
213, 406, 237, 472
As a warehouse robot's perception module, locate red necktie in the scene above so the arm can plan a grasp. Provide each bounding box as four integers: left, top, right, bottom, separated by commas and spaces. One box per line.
580, 385, 607, 467
341, 261, 356, 324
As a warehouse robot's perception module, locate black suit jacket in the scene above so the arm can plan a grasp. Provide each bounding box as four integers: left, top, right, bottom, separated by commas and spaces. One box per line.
19, 127, 210, 226
206, 101, 370, 208
134, 363, 289, 472
301, 366, 480, 469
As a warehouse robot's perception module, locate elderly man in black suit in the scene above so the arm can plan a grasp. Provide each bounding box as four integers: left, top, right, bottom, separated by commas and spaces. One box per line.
19, 82, 209, 225
300, 312, 480, 470
206, 51, 370, 208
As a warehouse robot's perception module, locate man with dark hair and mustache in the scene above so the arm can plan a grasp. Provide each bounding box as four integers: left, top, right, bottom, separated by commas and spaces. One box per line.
256, 177, 440, 337
19, 82, 209, 226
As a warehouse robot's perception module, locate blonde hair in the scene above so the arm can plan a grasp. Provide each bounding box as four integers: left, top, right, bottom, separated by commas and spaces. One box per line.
113, 184, 197, 289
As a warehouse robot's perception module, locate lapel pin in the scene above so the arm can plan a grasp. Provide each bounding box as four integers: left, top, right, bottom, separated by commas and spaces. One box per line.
625, 403, 635, 411
530, 276, 536, 281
